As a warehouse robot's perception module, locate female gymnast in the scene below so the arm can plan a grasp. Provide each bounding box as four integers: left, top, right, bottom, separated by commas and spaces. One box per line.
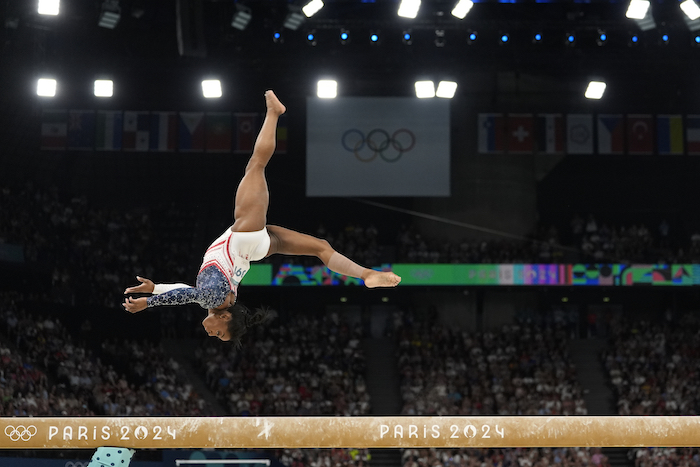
123, 90, 401, 345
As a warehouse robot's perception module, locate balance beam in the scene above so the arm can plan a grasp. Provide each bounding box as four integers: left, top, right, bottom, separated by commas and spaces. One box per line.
2, 416, 699, 449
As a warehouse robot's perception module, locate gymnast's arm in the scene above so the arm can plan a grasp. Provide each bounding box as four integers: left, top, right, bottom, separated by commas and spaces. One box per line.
123, 276, 203, 313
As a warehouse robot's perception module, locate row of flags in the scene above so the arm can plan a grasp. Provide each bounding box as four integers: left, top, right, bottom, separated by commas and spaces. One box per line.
478, 113, 700, 155
40, 110, 288, 153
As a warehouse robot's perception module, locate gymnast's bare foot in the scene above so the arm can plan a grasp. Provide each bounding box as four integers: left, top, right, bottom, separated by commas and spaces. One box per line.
265, 90, 286, 116
364, 270, 402, 288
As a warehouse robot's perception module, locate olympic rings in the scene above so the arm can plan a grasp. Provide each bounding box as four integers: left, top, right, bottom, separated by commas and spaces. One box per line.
5, 424, 37, 441
341, 129, 416, 163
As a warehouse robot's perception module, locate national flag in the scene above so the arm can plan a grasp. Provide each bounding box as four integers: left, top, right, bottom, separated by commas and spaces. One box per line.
506, 114, 534, 154
40, 109, 67, 150
276, 114, 288, 154
477, 113, 505, 154
657, 115, 684, 155
66, 110, 96, 150
123, 111, 150, 151
95, 111, 123, 151
566, 114, 593, 155
234, 113, 261, 153
597, 114, 624, 155
535, 114, 564, 155
178, 112, 205, 152
149, 112, 177, 152
626, 114, 654, 155
688, 115, 700, 156
205, 112, 232, 153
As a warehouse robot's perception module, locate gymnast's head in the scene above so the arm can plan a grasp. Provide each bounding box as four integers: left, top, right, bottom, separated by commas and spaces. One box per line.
202, 304, 275, 346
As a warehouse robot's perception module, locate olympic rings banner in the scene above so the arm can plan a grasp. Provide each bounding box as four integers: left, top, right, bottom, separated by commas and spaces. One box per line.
306, 97, 450, 196
248, 263, 699, 286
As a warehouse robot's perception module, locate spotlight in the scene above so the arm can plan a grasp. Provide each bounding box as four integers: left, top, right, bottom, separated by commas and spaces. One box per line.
38, 0, 60, 15
306, 30, 317, 46
626, 0, 650, 19
434, 29, 446, 47
415, 81, 435, 98
369, 30, 380, 44
36, 78, 57, 97
681, 0, 700, 20
302, 0, 324, 17
398, 0, 421, 18
98, 0, 121, 29
317, 79, 337, 98
340, 28, 350, 44
584, 80, 606, 100
436, 81, 458, 98
565, 32, 576, 45
94, 79, 113, 97
273, 31, 283, 43
661, 32, 670, 44
533, 32, 543, 43
694, 34, 700, 45
451, 0, 474, 19
596, 30, 607, 45
628, 32, 639, 45
283, 5, 305, 30
231, 4, 252, 31
201, 80, 222, 98
402, 29, 413, 45
467, 30, 478, 44
500, 32, 510, 44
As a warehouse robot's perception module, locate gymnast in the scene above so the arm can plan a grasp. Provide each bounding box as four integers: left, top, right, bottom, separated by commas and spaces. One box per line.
123, 90, 401, 345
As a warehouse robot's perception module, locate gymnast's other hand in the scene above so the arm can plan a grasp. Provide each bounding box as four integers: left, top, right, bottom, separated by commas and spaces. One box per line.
123, 296, 148, 313
124, 276, 155, 294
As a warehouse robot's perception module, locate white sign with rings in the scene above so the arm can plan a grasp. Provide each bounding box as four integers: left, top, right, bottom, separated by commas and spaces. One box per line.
4, 425, 38, 441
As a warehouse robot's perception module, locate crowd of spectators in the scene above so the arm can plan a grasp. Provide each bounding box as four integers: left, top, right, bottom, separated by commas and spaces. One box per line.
402, 447, 609, 467
0, 291, 211, 416
196, 312, 371, 416
276, 448, 371, 467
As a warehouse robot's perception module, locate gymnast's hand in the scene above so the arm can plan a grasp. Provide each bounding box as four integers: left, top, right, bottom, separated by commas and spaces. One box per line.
123, 296, 148, 313
124, 276, 155, 294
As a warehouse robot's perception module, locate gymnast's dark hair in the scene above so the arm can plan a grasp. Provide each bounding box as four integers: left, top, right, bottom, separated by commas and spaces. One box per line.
224, 302, 276, 348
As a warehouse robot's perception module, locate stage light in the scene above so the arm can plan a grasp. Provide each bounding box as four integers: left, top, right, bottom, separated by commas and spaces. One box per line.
435, 29, 446, 47
626, 0, 650, 19
398, 0, 421, 18
628, 33, 639, 45
597, 30, 607, 45
584, 81, 606, 99
694, 34, 700, 45
681, 0, 700, 20
317, 80, 337, 98
201, 80, 222, 98
415, 81, 435, 98
283, 5, 305, 30
231, 4, 252, 31
565, 32, 575, 45
306, 30, 317, 46
436, 81, 457, 98
36, 78, 56, 97
402, 30, 413, 45
468, 30, 478, 43
661, 32, 670, 43
452, 0, 474, 19
302, 0, 324, 17
340, 28, 350, 44
370, 31, 380, 44
98, 0, 121, 29
273, 31, 283, 43
94, 79, 113, 97
533, 32, 543, 43
500, 33, 510, 44
38, 0, 60, 16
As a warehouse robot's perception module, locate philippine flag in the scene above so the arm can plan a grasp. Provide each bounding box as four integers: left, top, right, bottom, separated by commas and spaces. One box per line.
477, 113, 505, 154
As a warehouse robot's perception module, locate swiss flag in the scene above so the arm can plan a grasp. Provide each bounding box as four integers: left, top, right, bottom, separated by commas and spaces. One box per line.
506, 114, 534, 154
626, 114, 654, 155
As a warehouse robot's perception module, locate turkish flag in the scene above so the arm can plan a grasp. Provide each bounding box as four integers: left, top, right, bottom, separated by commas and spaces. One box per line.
626, 114, 654, 155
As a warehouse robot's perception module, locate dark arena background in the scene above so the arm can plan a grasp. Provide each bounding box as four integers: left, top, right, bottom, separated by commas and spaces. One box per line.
2, 0, 700, 466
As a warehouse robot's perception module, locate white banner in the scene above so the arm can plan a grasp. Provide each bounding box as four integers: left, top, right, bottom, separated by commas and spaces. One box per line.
306, 97, 450, 196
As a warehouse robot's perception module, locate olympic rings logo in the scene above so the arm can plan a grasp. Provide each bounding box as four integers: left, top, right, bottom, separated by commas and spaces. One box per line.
5, 424, 37, 441
341, 129, 416, 163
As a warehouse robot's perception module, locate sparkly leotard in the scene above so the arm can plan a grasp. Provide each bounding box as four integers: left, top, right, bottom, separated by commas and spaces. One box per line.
145, 227, 270, 309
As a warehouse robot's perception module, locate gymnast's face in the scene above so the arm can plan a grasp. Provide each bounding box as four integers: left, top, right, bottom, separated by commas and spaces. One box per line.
202, 310, 231, 341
